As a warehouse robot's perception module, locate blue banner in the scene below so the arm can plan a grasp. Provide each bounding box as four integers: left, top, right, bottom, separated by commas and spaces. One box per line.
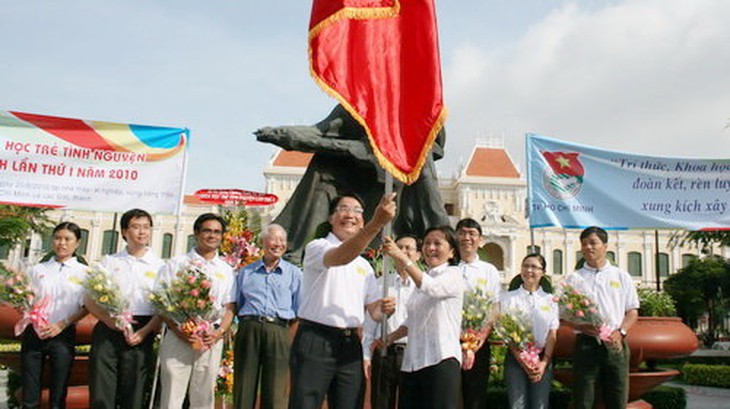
526, 134, 730, 230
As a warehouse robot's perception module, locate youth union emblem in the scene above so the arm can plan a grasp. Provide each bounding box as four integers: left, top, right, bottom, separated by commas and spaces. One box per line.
541, 151, 584, 199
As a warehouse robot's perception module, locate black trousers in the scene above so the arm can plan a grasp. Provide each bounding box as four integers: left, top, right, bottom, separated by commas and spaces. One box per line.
370, 344, 405, 409
400, 358, 460, 409
21, 325, 76, 409
461, 343, 491, 409
89, 316, 155, 409
288, 320, 364, 409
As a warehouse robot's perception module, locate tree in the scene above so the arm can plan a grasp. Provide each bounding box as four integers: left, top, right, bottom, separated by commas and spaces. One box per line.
664, 255, 730, 346
671, 230, 730, 254
0, 205, 52, 248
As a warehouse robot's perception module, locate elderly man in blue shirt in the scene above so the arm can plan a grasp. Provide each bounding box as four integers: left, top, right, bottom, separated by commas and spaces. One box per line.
233, 223, 302, 409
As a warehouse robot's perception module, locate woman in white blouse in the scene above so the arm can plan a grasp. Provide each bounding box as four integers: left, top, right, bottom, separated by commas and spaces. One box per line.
21, 222, 88, 409
500, 254, 558, 409
381, 226, 465, 409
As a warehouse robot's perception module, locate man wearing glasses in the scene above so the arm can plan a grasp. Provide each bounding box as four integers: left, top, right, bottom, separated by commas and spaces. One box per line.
456, 218, 502, 409
289, 193, 397, 409
155, 213, 237, 409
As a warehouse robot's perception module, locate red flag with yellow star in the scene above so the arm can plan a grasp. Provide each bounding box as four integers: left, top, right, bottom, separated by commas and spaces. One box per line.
309, 0, 447, 184
541, 151, 585, 177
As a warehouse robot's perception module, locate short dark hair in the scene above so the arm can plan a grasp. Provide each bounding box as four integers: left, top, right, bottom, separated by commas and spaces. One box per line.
456, 218, 482, 236
395, 233, 422, 250
328, 193, 366, 216
120, 208, 153, 231
193, 213, 227, 234
580, 226, 608, 243
53, 222, 82, 241
423, 225, 460, 266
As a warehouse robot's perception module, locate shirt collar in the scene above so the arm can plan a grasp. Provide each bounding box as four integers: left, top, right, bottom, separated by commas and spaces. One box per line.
427, 262, 450, 277
325, 232, 342, 245
188, 249, 222, 266
582, 260, 611, 273
120, 246, 155, 264
517, 285, 546, 297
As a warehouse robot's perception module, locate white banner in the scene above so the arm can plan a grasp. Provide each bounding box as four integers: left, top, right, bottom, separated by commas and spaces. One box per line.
0, 111, 188, 214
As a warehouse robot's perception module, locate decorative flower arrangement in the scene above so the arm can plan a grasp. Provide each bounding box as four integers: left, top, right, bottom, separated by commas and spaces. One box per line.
492, 308, 541, 370
215, 340, 235, 398
362, 247, 384, 277
219, 208, 262, 270
555, 282, 613, 346
0, 263, 48, 336
149, 261, 218, 350
637, 287, 677, 317
82, 263, 135, 336
461, 288, 495, 352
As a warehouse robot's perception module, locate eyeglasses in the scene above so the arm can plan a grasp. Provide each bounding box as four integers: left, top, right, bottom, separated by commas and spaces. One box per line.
335, 205, 364, 215
522, 264, 543, 271
199, 228, 223, 236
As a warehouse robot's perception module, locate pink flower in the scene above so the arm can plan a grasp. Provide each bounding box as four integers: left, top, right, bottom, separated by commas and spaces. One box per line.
581, 299, 590, 306
187, 275, 197, 284
589, 307, 598, 314
575, 310, 585, 318
552, 296, 559, 302
4, 278, 13, 286
201, 280, 212, 289
190, 289, 200, 297
565, 303, 573, 310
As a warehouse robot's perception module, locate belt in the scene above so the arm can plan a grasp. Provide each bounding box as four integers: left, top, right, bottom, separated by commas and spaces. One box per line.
239, 315, 289, 327
388, 343, 407, 353
300, 319, 358, 338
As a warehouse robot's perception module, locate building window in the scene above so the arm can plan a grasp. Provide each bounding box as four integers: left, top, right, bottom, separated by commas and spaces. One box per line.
552, 249, 563, 275
186, 234, 197, 252
41, 233, 53, 253
162, 233, 174, 259
482, 243, 504, 271
527, 245, 541, 255
575, 251, 584, 269
657, 253, 669, 277
101, 230, 119, 256
628, 252, 642, 277
444, 203, 455, 216
681, 254, 696, 268
78, 229, 89, 256
607, 251, 616, 264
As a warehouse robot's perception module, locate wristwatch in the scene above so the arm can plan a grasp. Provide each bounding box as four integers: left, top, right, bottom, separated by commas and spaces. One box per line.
618, 328, 628, 337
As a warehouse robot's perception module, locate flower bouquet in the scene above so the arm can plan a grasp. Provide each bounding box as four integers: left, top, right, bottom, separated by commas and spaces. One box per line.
362, 247, 384, 277
555, 281, 614, 347
82, 263, 135, 336
0, 263, 49, 336
150, 261, 218, 350
215, 346, 234, 397
461, 288, 494, 352
220, 208, 262, 270
492, 308, 542, 371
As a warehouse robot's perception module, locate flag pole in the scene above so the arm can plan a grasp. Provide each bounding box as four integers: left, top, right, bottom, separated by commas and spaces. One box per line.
380, 172, 393, 353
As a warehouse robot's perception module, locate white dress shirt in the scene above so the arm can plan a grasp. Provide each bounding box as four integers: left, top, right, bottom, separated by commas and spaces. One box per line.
102, 247, 165, 315
363, 272, 415, 359
30, 257, 86, 324
500, 286, 559, 349
565, 261, 640, 331
298, 233, 373, 328
401, 263, 465, 372
459, 258, 502, 302
156, 249, 236, 319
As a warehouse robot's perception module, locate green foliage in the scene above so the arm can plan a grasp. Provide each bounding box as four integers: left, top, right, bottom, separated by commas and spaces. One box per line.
682, 363, 730, 388
637, 287, 677, 317
641, 385, 687, 409
672, 230, 730, 253
0, 205, 52, 247
663, 256, 730, 343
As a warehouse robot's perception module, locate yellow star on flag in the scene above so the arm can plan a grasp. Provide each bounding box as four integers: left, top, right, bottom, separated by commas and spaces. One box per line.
555, 155, 571, 168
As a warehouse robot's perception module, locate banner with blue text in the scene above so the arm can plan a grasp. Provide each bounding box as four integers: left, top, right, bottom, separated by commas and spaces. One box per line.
526, 134, 730, 230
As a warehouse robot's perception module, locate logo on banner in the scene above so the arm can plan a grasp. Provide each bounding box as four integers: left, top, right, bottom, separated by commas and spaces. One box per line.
541, 151, 584, 199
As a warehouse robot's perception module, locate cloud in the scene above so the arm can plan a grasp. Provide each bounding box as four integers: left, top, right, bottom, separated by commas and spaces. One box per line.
442, 0, 730, 177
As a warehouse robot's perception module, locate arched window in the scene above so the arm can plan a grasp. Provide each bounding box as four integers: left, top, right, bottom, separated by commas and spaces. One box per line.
186, 234, 197, 252
162, 233, 174, 259
681, 254, 696, 268
552, 249, 563, 275
575, 251, 584, 270
78, 229, 89, 256
482, 243, 504, 271
606, 251, 616, 264
102, 230, 119, 256
658, 253, 669, 277
0, 243, 10, 260
628, 252, 642, 277
41, 232, 53, 253
527, 245, 541, 255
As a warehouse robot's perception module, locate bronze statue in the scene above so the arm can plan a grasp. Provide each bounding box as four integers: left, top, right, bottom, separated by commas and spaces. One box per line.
255, 105, 450, 263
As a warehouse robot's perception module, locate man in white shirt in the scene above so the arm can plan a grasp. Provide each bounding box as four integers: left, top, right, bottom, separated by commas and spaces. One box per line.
363, 234, 420, 409
456, 218, 501, 409
86, 208, 165, 409
289, 193, 396, 409
566, 226, 639, 409
156, 213, 237, 409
